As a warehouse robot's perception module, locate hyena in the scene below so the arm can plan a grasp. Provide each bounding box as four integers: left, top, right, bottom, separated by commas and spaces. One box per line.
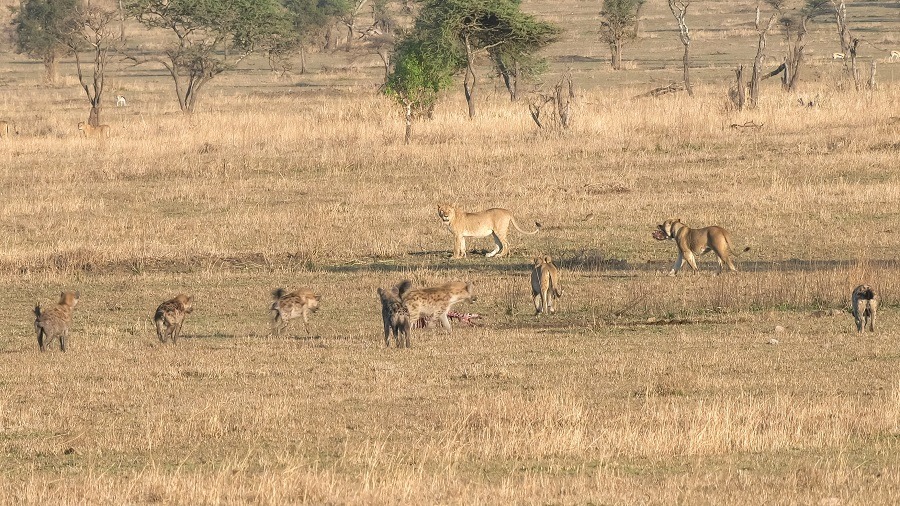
154, 294, 193, 344
271, 287, 321, 336
402, 281, 476, 336
851, 284, 878, 333
378, 280, 412, 348
34, 291, 80, 352
531, 255, 563, 315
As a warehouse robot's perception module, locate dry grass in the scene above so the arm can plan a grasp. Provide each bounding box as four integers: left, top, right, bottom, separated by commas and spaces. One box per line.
2, 1, 900, 503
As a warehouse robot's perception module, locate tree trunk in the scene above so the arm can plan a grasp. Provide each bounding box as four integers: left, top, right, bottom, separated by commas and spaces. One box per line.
89, 106, 100, 127
849, 37, 860, 90
732, 65, 745, 110
300, 47, 306, 74
44, 53, 59, 85
345, 22, 354, 52
610, 41, 622, 70
750, 15, 776, 109
682, 44, 693, 96
867, 61, 876, 90
404, 101, 412, 144
325, 24, 336, 51
463, 35, 476, 118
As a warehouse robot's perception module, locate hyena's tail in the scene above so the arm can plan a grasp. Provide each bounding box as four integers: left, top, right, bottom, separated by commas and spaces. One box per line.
33, 305, 41, 320
510, 216, 541, 235
397, 280, 413, 299
153, 308, 165, 323
272, 288, 286, 300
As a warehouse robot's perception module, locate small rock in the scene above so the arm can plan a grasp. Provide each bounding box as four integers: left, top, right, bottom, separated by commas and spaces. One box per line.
646, 317, 658, 323
63, 447, 76, 455
774, 325, 786, 333
767, 338, 780, 345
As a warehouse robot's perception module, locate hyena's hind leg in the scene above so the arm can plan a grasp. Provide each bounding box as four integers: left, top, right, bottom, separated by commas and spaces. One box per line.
867, 301, 878, 332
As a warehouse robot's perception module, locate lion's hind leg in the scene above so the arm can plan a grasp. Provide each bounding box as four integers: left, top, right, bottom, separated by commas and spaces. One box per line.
486, 232, 503, 258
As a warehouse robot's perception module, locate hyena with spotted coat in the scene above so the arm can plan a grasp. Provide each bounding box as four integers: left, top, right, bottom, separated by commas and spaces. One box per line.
401, 281, 476, 337
34, 291, 80, 352
154, 294, 193, 344
378, 280, 412, 348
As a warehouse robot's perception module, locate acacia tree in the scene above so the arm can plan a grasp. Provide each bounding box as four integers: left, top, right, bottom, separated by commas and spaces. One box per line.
385, 34, 454, 143
12, 0, 80, 84
67, 4, 118, 126
409, 0, 560, 118
599, 0, 644, 70
127, 0, 293, 114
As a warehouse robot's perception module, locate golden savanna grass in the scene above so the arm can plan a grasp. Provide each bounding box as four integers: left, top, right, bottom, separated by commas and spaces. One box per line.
2, 1, 900, 503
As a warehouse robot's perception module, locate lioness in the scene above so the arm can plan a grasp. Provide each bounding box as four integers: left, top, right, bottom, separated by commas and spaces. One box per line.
851, 284, 878, 333
653, 219, 748, 276
531, 255, 562, 315
437, 205, 540, 259
77, 121, 111, 138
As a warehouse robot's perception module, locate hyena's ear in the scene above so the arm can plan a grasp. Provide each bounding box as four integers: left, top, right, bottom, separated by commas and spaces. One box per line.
675, 218, 682, 223
533, 256, 543, 266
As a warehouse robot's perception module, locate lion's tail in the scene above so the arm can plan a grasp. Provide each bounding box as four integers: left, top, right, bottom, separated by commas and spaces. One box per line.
511, 216, 541, 235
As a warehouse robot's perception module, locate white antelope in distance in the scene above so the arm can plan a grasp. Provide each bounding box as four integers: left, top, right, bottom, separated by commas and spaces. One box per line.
832, 52, 845, 60
890, 51, 900, 63
116, 95, 127, 107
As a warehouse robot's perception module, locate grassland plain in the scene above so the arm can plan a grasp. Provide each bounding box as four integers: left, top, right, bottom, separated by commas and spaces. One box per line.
2, 0, 900, 504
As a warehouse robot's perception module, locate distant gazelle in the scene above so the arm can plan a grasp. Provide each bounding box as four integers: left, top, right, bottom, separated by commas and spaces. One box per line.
116, 95, 127, 107
890, 51, 900, 63
77, 121, 110, 138
832, 52, 845, 60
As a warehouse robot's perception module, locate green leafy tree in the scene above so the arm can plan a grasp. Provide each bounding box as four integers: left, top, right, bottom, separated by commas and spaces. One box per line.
284, 0, 350, 66
12, 0, 80, 84
599, 0, 644, 70
385, 34, 453, 143
127, 0, 294, 113
410, 0, 560, 117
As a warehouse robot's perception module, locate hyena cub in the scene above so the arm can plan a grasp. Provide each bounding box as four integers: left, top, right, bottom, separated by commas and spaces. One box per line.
271, 287, 321, 336
851, 284, 878, 333
531, 255, 563, 315
402, 281, 476, 337
154, 294, 193, 344
34, 291, 80, 352
378, 280, 412, 348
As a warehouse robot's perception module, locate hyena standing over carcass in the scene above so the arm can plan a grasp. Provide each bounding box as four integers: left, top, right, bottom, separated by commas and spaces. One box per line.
401, 281, 476, 338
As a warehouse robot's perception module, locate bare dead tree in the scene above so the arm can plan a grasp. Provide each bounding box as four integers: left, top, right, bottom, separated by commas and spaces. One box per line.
831, 0, 851, 56
67, 5, 116, 127
668, 0, 693, 96
867, 60, 876, 89
527, 72, 575, 130
750, 14, 777, 108
729, 65, 746, 110
342, 0, 368, 53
